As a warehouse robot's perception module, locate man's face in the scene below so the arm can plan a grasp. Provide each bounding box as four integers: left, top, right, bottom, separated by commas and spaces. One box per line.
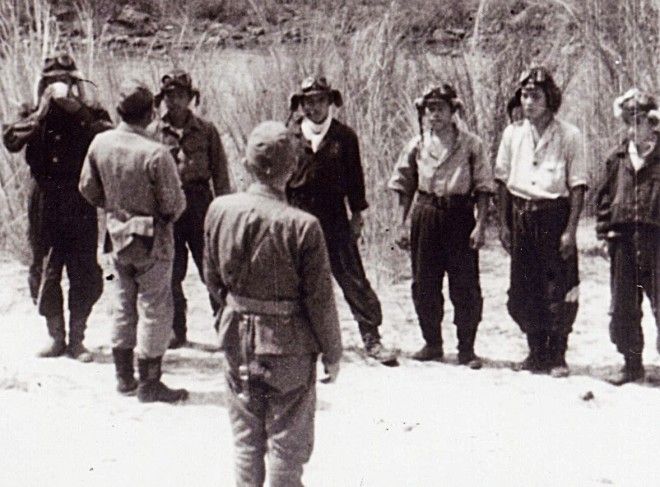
300, 94, 331, 124
521, 86, 549, 121
627, 113, 655, 146
163, 87, 192, 113
425, 99, 453, 132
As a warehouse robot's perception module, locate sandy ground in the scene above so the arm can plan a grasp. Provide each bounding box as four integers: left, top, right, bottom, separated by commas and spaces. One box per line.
1, 227, 659, 487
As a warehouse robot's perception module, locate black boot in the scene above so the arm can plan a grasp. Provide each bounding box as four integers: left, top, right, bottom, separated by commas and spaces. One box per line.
137, 356, 188, 403
457, 324, 483, 370
608, 354, 645, 386
515, 332, 546, 372
548, 334, 569, 378
68, 314, 93, 363
359, 324, 398, 366
37, 314, 67, 358
113, 348, 138, 395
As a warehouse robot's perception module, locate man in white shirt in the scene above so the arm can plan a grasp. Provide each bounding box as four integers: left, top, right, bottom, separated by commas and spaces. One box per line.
495, 67, 587, 378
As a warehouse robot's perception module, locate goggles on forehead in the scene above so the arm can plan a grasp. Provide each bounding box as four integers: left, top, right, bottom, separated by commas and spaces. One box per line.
301, 76, 331, 93
162, 71, 192, 88
43, 53, 75, 72
519, 67, 551, 87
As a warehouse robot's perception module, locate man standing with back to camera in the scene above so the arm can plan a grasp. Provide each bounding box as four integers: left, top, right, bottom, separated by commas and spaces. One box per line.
79, 80, 188, 403
286, 76, 397, 366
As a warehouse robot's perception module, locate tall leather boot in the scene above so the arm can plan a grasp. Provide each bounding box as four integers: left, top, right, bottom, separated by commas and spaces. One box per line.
37, 314, 66, 358
457, 324, 483, 370
608, 353, 645, 386
515, 331, 546, 372
137, 356, 189, 403
67, 313, 93, 363
548, 334, 569, 378
113, 348, 138, 395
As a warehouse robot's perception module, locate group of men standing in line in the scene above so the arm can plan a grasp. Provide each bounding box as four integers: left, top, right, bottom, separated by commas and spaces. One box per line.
2, 53, 660, 485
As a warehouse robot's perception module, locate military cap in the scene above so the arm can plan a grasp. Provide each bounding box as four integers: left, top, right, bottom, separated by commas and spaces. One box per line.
289, 76, 343, 112
154, 69, 200, 106
245, 121, 294, 181
116, 79, 154, 119
414, 83, 464, 113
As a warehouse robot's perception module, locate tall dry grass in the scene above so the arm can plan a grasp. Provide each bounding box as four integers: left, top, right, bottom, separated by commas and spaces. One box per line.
0, 0, 658, 278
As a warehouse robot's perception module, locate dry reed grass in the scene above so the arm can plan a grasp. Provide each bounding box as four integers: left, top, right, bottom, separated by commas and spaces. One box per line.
0, 0, 657, 278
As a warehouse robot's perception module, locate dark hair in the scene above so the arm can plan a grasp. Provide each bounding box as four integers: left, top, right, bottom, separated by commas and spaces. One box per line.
117, 105, 152, 124
519, 67, 562, 113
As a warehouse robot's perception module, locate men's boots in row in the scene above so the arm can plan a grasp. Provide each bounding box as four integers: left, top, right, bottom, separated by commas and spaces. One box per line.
67, 314, 93, 362
137, 356, 189, 403
359, 324, 398, 366
113, 348, 138, 395
608, 353, 645, 386
37, 314, 67, 358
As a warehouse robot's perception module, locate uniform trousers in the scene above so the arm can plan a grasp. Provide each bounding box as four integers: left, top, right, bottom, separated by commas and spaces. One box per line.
409, 193, 483, 351
608, 224, 660, 355
109, 241, 174, 358
172, 183, 218, 338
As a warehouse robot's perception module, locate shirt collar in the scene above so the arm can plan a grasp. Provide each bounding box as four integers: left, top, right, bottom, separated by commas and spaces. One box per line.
161, 109, 201, 132
247, 182, 286, 201
117, 121, 148, 137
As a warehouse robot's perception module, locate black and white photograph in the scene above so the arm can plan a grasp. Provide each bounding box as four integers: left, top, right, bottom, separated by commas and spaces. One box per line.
0, 1, 659, 485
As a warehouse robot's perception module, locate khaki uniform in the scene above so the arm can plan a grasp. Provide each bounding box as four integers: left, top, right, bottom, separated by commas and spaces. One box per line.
79, 122, 185, 358
204, 183, 342, 487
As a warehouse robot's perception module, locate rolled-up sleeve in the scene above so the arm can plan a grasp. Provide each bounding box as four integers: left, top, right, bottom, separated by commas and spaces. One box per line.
300, 219, 342, 365
388, 136, 420, 196
471, 136, 495, 194
564, 126, 588, 189
494, 125, 513, 184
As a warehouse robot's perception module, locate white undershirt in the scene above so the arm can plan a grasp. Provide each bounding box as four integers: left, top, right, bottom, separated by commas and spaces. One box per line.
628, 141, 645, 172
301, 113, 333, 153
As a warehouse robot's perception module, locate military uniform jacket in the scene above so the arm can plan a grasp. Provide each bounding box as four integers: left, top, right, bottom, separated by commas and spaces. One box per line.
79, 123, 186, 261
149, 110, 230, 195
286, 116, 368, 242
597, 135, 660, 236
204, 183, 343, 364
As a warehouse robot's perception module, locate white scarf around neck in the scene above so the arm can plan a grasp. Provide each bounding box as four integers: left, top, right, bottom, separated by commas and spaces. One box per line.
301, 111, 333, 153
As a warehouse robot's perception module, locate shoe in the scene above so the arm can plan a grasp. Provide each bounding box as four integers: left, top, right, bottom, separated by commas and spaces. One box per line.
411, 344, 444, 362
458, 352, 483, 370
547, 334, 569, 378
37, 315, 66, 358
169, 335, 187, 349
137, 356, 188, 403
549, 363, 570, 378
67, 342, 93, 363
68, 314, 93, 362
365, 340, 399, 366
513, 353, 546, 372
113, 348, 138, 395
607, 354, 645, 386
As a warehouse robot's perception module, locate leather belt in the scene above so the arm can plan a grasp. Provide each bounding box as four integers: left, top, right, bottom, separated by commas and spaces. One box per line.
226, 293, 301, 316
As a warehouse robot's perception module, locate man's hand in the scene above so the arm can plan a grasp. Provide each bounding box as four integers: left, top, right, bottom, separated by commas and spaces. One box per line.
320, 360, 340, 384
349, 212, 364, 241
559, 230, 577, 260
395, 223, 410, 251
499, 226, 512, 254
469, 222, 486, 250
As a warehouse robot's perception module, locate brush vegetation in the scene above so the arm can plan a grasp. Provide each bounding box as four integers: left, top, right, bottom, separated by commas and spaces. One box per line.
0, 0, 658, 280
